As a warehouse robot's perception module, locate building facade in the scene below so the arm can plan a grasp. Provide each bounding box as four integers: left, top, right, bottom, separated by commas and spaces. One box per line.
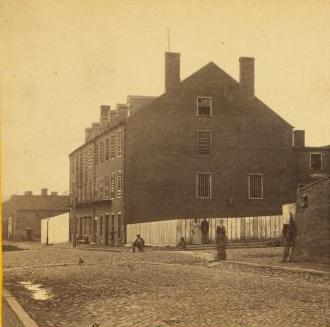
69, 52, 330, 245
2, 189, 69, 241
292, 178, 330, 261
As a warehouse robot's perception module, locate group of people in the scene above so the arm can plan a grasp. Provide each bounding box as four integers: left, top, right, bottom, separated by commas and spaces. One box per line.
132, 214, 297, 262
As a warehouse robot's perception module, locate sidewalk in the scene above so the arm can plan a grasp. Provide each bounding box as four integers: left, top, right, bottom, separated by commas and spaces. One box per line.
182, 247, 330, 279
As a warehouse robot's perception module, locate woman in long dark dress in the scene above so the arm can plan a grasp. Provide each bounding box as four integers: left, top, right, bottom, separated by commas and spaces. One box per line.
216, 220, 227, 260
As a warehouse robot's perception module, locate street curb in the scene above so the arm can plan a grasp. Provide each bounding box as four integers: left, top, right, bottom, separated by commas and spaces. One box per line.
210, 260, 330, 277
184, 251, 330, 277
2, 287, 39, 327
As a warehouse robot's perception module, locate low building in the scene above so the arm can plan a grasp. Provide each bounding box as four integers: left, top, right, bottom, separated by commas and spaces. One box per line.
292, 178, 330, 262
2, 189, 69, 241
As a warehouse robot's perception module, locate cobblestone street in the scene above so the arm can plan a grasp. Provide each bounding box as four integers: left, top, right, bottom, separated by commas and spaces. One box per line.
3, 245, 330, 327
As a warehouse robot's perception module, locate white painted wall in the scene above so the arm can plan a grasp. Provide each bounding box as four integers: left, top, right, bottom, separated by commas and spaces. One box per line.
126, 215, 284, 246
41, 213, 69, 244
282, 203, 296, 224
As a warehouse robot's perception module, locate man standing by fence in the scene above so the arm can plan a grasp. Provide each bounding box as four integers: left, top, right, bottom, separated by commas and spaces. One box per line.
281, 213, 297, 262
201, 218, 209, 244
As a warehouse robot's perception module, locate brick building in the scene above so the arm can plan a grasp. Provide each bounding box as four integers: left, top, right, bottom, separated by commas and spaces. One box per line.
2, 189, 69, 241
69, 52, 330, 245
292, 178, 330, 262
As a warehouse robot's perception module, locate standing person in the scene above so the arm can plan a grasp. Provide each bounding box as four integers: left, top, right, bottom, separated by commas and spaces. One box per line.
216, 220, 227, 261
191, 219, 202, 245
201, 218, 209, 244
281, 213, 297, 262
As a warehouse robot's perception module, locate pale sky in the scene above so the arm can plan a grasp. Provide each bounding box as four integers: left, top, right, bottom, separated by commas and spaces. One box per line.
1, 0, 330, 199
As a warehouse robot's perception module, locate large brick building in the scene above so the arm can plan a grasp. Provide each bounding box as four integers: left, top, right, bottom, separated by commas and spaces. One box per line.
2, 188, 69, 241
69, 52, 330, 245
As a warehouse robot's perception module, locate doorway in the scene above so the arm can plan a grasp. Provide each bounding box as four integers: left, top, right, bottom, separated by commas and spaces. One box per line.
105, 214, 110, 245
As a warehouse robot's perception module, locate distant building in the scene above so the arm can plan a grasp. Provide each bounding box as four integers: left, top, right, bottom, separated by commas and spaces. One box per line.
2, 189, 69, 241
292, 178, 330, 262
69, 52, 330, 246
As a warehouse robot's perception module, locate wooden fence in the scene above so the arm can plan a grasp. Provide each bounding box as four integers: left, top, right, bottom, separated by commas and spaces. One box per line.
126, 215, 284, 246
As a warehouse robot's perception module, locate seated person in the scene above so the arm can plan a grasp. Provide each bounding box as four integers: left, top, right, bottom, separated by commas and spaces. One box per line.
178, 237, 187, 250
132, 234, 145, 252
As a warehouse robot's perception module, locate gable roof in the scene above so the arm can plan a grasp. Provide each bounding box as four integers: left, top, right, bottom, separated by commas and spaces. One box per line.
129, 61, 293, 129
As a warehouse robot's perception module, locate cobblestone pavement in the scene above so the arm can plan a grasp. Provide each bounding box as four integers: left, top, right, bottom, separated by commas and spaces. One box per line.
3, 246, 330, 327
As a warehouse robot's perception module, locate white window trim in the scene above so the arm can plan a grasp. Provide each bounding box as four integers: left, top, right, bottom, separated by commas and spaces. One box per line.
248, 173, 264, 200
196, 172, 212, 199
196, 96, 213, 117
309, 152, 323, 170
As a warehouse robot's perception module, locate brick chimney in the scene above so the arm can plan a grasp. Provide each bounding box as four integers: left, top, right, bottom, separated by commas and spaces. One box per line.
109, 110, 117, 126
116, 104, 129, 122
293, 130, 305, 148
100, 105, 110, 132
41, 188, 48, 196
165, 52, 180, 93
24, 191, 33, 196
91, 122, 100, 138
50, 191, 58, 196
239, 57, 255, 98
85, 128, 92, 143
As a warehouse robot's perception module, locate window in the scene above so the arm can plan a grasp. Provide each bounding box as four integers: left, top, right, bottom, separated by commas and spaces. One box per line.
196, 173, 212, 199
117, 171, 123, 198
88, 147, 93, 169
105, 138, 110, 161
104, 176, 110, 200
248, 174, 263, 199
197, 130, 211, 156
99, 177, 104, 200
197, 97, 212, 116
310, 153, 322, 170
100, 141, 104, 163
110, 173, 116, 199
94, 143, 98, 166
117, 130, 123, 157
110, 135, 116, 159
99, 215, 103, 236
94, 180, 98, 200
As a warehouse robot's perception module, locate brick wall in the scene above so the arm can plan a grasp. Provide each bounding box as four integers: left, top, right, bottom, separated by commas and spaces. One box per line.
292, 178, 330, 261
125, 65, 296, 223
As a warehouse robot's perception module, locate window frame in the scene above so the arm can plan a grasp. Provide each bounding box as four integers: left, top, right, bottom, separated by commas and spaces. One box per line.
196, 172, 212, 199
196, 96, 213, 117
248, 174, 264, 200
309, 152, 322, 170
197, 130, 212, 156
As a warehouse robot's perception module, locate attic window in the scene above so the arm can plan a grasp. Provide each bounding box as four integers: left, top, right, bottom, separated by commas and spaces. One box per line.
197, 97, 212, 116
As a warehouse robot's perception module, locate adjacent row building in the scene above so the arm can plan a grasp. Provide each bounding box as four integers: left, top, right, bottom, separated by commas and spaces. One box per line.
2, 189, 69, 241
69, 52, 330, 246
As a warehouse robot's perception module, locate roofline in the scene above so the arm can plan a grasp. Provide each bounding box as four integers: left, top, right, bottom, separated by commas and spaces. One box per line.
69, 121, 125, 157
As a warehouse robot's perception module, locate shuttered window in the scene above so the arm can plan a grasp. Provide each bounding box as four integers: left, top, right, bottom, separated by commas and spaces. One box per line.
110, 135, 116, 159
110, 173, 116, 199
248, 174, 263, 199
196, 173, 212, 199
105, 138, 110, 161
117, 171, 123, 198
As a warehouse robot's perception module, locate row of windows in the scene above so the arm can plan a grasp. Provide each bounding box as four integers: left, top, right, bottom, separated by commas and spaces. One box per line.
94, 171, 123, 201
95, 130, 123, 166
196, 173, 263, 200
